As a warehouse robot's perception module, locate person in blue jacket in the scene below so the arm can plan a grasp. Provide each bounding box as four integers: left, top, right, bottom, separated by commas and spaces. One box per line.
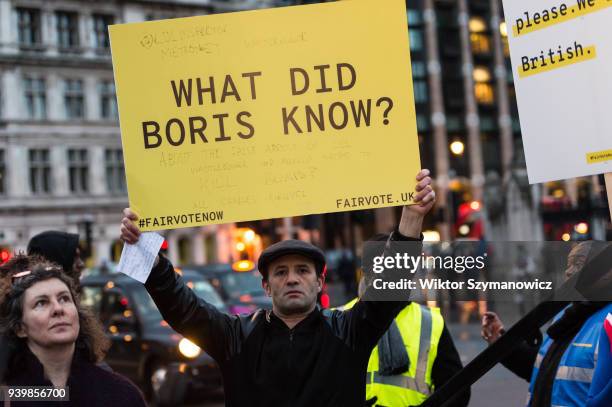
481, 242, 611, 407
586, 314, 612, 407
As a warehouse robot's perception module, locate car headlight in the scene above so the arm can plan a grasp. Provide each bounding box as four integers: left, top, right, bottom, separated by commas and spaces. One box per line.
178, 338, 201, 358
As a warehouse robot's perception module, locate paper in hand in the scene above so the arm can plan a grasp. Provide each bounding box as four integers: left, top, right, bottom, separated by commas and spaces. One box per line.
117, 232, 165, 283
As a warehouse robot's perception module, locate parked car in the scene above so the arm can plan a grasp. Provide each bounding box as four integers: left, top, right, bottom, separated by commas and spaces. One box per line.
179, 264, 272, 314
81, 269, 226, 406
82, 260, 119, 277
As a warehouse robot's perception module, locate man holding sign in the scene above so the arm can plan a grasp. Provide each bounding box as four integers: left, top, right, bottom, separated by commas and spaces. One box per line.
119, 169, 435, 406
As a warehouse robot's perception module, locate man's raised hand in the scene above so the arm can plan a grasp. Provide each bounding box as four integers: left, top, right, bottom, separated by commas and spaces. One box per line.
120, 208, 141, 245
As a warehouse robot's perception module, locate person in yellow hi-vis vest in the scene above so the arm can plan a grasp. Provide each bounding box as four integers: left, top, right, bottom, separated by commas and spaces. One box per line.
342, 279, 470, 407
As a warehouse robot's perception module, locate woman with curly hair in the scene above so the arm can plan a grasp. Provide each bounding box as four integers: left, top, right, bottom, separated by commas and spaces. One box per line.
0, 254, 145, 406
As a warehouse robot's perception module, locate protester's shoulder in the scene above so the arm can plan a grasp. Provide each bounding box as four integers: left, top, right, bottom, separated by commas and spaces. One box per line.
321, 307, 351, 331
419, 303, 445, 320
237, 308, 268, 337
322, 307, 346, 318
238, 308, 266, 324
588, 303, 612, 323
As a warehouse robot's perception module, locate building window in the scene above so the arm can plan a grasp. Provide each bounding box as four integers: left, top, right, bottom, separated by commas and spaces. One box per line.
474, 83, 494, 104
0, 150, 5, 195
446, 115, 464, 132
407, 8, 425, 52
68, 149, 89, 193
506, 60, 514, 83
473, 66, 494, 105
512, 117, 521, 133
468, 16, 487, 33
481, 133, 501, 173
499, 22, 509, 56
56, 11, 79, 50
412, 61, 427, 77
64, 79, 84, 119
409, 29, 424, 51
99, 80, 117, 119
445, 81, 465, 108
17, 8, 42, 47
93, 14, 113, 50
412, 61, 429, 104
414, 80, 429, 103
105, 149, 126, 193
416, 114, 430, 132
23, 77, 46, 119
480, 115, 497, 132
29, 149, 51, 194
407, 9, 422, 26
469, 17, 491, 55
418, 134, 434, 177
436, 7, 458, 28
470, 32, 491, 55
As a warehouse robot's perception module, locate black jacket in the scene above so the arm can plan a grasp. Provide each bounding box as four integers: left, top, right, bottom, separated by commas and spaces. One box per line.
5, 347, 145, 407
430, 325, 470, 407
145, 232, 421, 407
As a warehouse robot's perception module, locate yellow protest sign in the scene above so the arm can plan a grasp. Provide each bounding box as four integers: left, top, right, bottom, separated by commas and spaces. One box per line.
109, 0, 420, 231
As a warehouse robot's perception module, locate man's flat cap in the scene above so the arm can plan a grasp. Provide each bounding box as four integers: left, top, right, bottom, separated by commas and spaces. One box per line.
258, 239, 326, 278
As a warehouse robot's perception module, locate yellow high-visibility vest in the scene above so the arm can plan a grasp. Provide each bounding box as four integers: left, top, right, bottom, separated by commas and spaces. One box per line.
342, 299, 444, 406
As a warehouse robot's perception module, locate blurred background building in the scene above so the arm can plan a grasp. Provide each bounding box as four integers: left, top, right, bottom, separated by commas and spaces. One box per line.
0, 0, 610, 267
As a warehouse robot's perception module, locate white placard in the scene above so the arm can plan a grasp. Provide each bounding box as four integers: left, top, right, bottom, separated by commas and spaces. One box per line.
117, 232, 164, 283
503, 0, 612, 183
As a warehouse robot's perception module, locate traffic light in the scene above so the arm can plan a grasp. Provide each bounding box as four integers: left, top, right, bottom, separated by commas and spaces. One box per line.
160, 239, 169, 253
0, 248, 11, 265
455, 201, 484, 239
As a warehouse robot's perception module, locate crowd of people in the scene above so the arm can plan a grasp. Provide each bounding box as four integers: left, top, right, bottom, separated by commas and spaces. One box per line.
0, 169, 609, 406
